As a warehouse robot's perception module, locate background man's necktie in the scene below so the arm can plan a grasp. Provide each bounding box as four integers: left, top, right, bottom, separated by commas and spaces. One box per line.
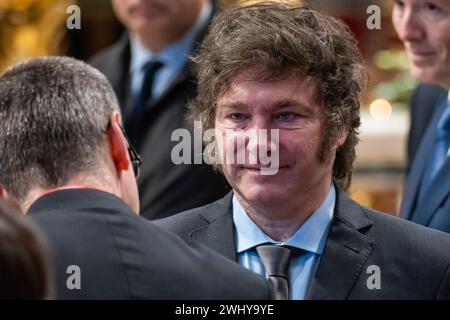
256, 244, 295, 300
419, 106, 450, 201
129, 60, 163, 147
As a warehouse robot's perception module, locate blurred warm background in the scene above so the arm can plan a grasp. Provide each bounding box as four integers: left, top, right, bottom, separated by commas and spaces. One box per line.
0, 0, 415, 215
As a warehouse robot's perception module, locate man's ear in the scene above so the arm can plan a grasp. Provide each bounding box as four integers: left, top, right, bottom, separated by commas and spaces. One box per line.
336, 127, 349, 148
107, 112, 130, 174
0, 185, 8, 200
0, 185, 22, 214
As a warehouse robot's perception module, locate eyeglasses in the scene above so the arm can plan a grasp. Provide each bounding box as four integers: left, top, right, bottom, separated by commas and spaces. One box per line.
118, 125, 143, 178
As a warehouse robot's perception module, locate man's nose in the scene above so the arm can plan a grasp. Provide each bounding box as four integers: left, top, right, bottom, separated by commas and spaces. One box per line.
245, 118, 276, 155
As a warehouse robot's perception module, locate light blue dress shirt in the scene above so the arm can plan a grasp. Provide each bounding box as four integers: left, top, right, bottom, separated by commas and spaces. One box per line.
129, 2, 212, 102
232, 184, 335, 300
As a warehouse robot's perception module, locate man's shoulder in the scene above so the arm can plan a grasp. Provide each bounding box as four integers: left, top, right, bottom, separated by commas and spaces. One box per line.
342, 204, 450, 298
334, 190, 450, 260
133, 216, 271, 299
330, 196, 450, 298
413, 83, 447, 99
32, 202, 269, 299
360, 204, 450, 259
88, 34, 130, 71
153, 203, 216, 241
411, 83, 448, 113
154, 193, 232, 237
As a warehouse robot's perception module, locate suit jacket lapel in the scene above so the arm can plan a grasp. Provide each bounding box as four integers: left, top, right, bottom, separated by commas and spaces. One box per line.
98, 34, 131, 107
401, 120, 435, 219
143, 66, 192, 114
95, 33, 133, 124
188, 192, 238, 261
401, 92, 449, 220
404, 96, 449, 223
306, 188, 374, 300
413, 158, 450, 226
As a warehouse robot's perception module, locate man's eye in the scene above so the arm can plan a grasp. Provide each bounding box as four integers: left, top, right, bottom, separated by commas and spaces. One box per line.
230, 113, 246, 121
394, 0, 405, 8
421, 2, 448, 19
425, 2, 442, 13
276, 112, 294, 120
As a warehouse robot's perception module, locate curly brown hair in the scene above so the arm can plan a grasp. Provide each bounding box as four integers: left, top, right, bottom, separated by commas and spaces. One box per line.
190, 1, 367, 190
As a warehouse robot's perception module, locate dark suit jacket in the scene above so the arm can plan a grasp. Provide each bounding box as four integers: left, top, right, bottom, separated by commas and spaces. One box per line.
156, 189, 450, 299
28, 189, 270, 299
401, 85, 450, 232
88, 2, 230, 220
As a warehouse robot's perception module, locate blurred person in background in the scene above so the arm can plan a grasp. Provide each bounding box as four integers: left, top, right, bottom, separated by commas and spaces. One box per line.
89, 0, 230, 220
0, 56, 270, 300
392, 0, 450, 232
0, 201, 53, 299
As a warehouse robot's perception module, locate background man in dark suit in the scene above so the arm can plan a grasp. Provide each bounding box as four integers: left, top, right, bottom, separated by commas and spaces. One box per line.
0, 56, 270, 299
392, 0, 450, 232
157, 2, 450, 299
89, 0, 230, 220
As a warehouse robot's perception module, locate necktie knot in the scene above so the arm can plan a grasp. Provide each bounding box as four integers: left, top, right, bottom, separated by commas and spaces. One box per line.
256, 244, 292, 278
256, 244, 302, 300
139, 60, 163, 104
142, 60, 163, 75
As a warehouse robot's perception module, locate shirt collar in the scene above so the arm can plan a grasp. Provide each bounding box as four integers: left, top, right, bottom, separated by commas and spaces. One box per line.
233, 183, 335, 255
129, 1, 212, 74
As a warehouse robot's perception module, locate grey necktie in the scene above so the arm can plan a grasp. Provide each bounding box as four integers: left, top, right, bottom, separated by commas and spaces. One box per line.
256, 244, 294, 300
